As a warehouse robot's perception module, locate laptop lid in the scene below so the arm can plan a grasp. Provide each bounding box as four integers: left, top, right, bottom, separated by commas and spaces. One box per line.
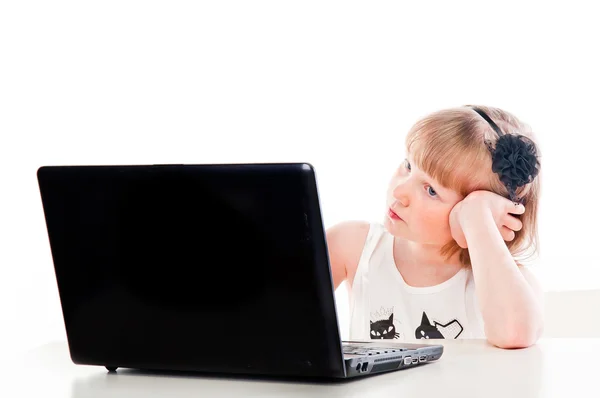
37, 163, 346, 378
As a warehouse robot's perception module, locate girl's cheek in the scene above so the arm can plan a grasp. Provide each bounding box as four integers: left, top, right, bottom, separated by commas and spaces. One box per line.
423, 210, 450, 235
420, 208, 440, 226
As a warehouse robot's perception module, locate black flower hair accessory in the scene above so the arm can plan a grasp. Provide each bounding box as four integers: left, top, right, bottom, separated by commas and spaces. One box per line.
469, 106, 540, 203
489, 134, 540, 202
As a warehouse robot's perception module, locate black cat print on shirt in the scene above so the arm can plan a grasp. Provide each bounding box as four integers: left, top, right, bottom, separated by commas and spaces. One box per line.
370, 313, 401, 339
415, 311, 463, 339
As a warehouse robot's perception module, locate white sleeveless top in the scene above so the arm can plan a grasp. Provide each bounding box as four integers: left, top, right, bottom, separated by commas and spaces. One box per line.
348, 223, 486, 341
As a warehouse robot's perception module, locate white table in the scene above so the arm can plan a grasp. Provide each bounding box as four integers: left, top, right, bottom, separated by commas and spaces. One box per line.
3, 339, 597, 397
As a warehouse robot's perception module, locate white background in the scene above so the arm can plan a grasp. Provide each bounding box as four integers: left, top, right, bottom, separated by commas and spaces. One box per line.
1, 1, 599, 357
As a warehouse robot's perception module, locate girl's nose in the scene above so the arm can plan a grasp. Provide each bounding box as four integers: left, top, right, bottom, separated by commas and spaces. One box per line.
393, 182, 410, 207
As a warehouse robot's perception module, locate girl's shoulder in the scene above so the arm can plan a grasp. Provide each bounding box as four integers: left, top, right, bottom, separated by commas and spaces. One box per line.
326, 220, 372, 289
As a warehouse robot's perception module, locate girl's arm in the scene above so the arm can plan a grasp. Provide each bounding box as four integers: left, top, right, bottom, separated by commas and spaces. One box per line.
325, 221, 370, 290
452, 192, 544, 349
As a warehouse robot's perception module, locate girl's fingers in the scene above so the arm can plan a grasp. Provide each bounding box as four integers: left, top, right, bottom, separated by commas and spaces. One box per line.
500, 226, 516, 242
504, 215, 523, 232
507, 201, 526, 215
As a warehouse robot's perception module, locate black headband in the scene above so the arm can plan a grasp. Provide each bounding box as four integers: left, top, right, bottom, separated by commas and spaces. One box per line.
470, 107, 504, 137
467, 106, 540, 204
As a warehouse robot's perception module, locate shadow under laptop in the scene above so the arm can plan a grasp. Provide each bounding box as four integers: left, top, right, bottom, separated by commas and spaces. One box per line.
69, 342, 545, 398
70, 368, 365, 398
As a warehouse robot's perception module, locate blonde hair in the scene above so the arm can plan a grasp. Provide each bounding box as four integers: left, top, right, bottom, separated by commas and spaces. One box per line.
405, 105, 542, 267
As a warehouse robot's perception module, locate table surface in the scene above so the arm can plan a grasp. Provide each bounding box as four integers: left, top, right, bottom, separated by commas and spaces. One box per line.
3, 338, 597, 397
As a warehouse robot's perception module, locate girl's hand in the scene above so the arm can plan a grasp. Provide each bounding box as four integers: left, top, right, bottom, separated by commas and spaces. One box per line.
449, 191, 526, 249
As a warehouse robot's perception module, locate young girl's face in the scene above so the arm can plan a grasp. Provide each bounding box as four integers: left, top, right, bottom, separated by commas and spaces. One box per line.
384, 154, 464, 245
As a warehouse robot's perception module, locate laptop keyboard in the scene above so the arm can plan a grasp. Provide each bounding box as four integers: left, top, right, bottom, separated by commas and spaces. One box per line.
342, 343, 408, 356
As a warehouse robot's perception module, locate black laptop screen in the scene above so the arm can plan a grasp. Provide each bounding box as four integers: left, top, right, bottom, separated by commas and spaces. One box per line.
37, 164, 345, 377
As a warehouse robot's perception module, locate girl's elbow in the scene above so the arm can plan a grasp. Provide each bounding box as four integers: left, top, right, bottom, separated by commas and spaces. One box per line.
487, 323, 543, 349
489, 335, 536, 349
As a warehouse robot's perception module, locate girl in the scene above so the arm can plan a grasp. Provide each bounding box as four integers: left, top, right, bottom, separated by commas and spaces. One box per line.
327, 105, 544, 349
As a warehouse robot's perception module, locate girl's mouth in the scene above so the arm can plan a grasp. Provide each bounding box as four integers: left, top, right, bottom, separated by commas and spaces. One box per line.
388, 208, 403, 222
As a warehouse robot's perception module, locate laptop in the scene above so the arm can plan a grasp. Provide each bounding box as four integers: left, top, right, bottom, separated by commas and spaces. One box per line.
37, 163, 443, 379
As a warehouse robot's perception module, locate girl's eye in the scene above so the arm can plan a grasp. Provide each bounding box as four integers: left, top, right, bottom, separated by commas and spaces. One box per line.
426, 185, 437, 197
404, 159, 411, 171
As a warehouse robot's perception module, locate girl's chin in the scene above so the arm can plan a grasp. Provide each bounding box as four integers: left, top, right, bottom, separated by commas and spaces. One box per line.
383, 218, 409, 238
384, 222, 452, 247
